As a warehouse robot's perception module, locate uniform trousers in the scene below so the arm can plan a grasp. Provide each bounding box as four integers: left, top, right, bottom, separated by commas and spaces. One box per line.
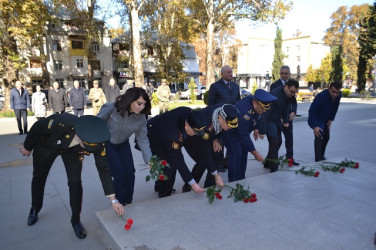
92, 105, 102, 116
106, 140, 135, 205
314, 125, 330, 161
31, 145, 83, 225
222, 132, 249, 182
14, 109, 28, 133
282, 119, 294, 159
265, 125, 283, 171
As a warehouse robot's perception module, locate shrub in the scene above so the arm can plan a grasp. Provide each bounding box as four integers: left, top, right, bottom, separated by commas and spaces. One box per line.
203, 90, 209, 105
0, 110, 34, 118
341, 89, 351, 97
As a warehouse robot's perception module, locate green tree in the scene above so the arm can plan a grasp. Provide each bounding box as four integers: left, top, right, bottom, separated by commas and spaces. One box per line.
271, 27, 285, 82
304, 65, 320, 83
357, 2, 376, 92
0, 0, 48, 110
188, 77, 197, 102
330, 45, 343, 82
186, 0, 292, 88
318, 54, 332, 84
324, 4, 370, 82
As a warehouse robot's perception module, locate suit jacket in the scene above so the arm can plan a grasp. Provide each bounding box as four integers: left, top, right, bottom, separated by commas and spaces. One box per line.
23, 113, 115, 196
49, 88, 67, 112
10, 87, 30, 110
208, 78, 240, 105
270, 79, 297, 114
69, 87, 86, 109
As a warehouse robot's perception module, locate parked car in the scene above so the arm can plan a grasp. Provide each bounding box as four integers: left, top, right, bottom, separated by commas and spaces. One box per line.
240, 88, 251, 98
0, 94, 4, 110
179, 87, 206, 99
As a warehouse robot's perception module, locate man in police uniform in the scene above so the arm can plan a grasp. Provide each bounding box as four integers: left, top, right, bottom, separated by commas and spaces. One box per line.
147, 108, 207, 198
182, 104, 239, 191
222, 89, 277, 182
19, 114, 124, 239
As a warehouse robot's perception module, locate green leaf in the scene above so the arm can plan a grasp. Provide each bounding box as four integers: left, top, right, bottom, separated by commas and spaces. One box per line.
146, 175, 151, 182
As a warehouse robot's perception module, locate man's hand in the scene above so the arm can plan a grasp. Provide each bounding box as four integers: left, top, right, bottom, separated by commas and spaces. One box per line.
313, 127, 322, 138
289, 112, 296, 121
327, 120, 332, 129
213, 139, 222, 152
214, 174, 224, 188
283, 123, 289, 127
251, 150, 264, 162
191, 183, 204, 194
253, 129, 259, 141
19, 146, 32, 157
112, 201, 124, 216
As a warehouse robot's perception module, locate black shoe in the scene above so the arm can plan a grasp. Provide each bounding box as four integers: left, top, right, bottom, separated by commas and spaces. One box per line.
24, 131, 28, 134
72, 222, 87, 239
27, 208, 38, 226
218, 165, 226, 173
19, 132, 23, 135
182, 184, 191, 193
270, 168, 278, 173
292, 161, 299, 166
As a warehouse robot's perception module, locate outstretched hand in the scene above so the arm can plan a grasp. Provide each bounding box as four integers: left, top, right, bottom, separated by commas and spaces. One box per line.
19, 146, 31, 157
191, 183, 204, 194
112, 202, 124, 216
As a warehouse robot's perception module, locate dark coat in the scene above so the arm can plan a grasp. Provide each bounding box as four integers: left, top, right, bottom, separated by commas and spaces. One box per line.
69, 87, 86, 109
104, 85, 120, 103
208, 78, 240, 105
48, 88, 67, 112
23, 113, 114, 195
10, 87, 30, 110
270, 79, 297, 113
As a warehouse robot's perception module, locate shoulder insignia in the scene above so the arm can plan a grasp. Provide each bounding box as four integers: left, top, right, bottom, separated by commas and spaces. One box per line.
79, 155, 84, 161
65, 134, 70, 139
243, 114, 250, 121
48, 119, 54, 129
101, 148, 106, 156
172, 141, 180, 150
208, 124, 214, 131
179, 133, 183, 142
248, 109, 255, 115
202, 133, 209, 140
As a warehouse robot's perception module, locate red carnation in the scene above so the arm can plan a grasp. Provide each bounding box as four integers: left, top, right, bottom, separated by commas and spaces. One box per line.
354, 162, 359, 169
215, 192, 222, 199
314, 171, 320, 177
251, 193, 257, 198
249, 197, 257, 203
288, 158, 293, 167
127, 218, 133, 225
339, 168, 345, 173
161, 160, 167, 166
243, 198, 249, 203
158, 174, 165, 181
124, 223, 132, 231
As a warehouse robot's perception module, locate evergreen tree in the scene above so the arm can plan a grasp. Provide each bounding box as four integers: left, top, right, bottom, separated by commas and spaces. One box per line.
272, 27, 285, 82
357, 2, 376, 92
330, 45, 343, 82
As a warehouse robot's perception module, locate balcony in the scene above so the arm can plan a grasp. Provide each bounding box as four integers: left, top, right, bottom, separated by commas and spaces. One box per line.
25, 68, 43, 77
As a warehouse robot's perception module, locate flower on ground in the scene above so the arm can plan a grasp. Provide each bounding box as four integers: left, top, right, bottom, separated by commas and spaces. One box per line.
225, 183, 257, 203
339, 168, 345, 173
243, 198, 249, 203
127, 218, 133, 225
215, 192, 222, 199
124, 223, 131, 230
354, 162, 359, 169
288, 158, 293, 167
206, 186, 223, 204
120, 216, 134, 231
314, 171, 320, 177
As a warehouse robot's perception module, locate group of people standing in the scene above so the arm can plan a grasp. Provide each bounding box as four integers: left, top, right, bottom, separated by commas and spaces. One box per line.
18, 64, 342, 240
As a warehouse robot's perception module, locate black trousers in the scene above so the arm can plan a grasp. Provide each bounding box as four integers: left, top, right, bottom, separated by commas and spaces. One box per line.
14, 109, 28, 133
314, 126, 330, 161
31, 145, 83, 224
265, 126, 283, 171
282, 120, 294, 159
73, 109, 84, 117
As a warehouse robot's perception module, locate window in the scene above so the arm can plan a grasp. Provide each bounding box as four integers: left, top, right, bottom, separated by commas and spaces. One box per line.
55, 78, 64, 87
148, 46, 154, 56
54, 60, 62, 70
90, 60, 100, 70
92, 42, 99, 52
53, 40, 62, 51
119, 43, 129, 51
76, 59, 83, 68
116, 61, 129, 69
72, 40, 84, 49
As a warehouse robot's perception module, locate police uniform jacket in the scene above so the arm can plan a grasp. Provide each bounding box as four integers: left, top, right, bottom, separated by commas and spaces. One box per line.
48, 88, 67, 112
98, 103, 152, 164
259, 85, 293, 137
23, 113, 115, 196
226, 95, 259, 152
69, 87, 87, 109
147, 107, 194, 183
10, 87, 30, 110
270, 79, 297, 114
208, 79, 240, 105
308, 89, 341, 130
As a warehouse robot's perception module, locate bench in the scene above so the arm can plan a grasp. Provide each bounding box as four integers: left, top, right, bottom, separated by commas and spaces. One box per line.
296, 92, 314, 102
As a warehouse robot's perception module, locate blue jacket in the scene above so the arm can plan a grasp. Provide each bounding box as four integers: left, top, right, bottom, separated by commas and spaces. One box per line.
308, 89, 341, 130
69, 87, 86, 109
208, 79, 240, 105
225, 95, 259, 152
10, 87, 30, 110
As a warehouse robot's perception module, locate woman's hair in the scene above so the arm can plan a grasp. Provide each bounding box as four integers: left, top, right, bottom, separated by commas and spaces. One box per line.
114, 87, 151, 116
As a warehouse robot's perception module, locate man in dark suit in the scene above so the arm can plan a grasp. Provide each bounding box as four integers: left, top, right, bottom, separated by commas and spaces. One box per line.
69, 80, 87, 117
49, 81, 67, 114
10, 80, 31, 135
269, 65, 299, 166
19, 114, 124, 239
208, 65, 241, 172
261, 79, 299, 172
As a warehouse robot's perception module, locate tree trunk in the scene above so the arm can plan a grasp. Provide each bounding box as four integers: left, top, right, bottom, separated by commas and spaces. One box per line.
130, 5, 144, 87
2, 58, 18, 111
205, 19, 215, 88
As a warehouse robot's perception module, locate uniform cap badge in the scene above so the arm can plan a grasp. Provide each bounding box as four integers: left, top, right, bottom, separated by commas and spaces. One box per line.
172, 141, 180, 150
202, 133, 209, 140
